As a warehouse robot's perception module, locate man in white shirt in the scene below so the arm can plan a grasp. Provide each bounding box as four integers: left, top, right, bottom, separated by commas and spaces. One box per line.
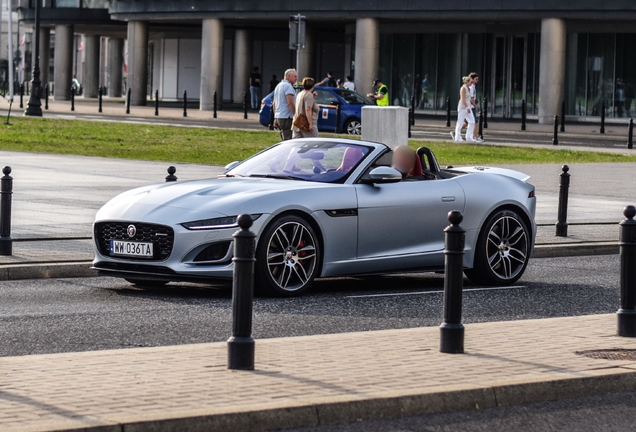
343, 76, 355, 91
466, 72, 484, 143
272, 69, 298, 141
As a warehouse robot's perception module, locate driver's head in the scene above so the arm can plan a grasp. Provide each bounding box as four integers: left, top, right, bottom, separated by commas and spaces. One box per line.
391, 145, 416, 178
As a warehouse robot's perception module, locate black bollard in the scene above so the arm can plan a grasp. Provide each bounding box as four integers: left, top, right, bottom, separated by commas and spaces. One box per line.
268, 102, 274, 130
440, 210, 465, 354
45, 84, 49, 110
126, 88, 131, 114
183, 90, 188, 117
155, 90, 159, 116
483, 97, 488, 129
243, 91, 248, 120
71, 87, 75, 111
445, 97, 451, 127
410, 95, 415, 126
19, 84, 24, 108
560, 100, 565, 132
165, 166, 178, 182
408, 105, 412, 138
555, 165, 570, 237
0, 166, 13, 256
478, 108, 484, 140
213, 90, 218, 119
98, 86, 103, 113
552, 115, 559, 145
25, 81, 29, 96
601, 102, 606, 134
618, 205, 636, 337
628, 119, 633, 150
336, 103, 342, 134
521, 99, 526, 131
227, 214, 256, 370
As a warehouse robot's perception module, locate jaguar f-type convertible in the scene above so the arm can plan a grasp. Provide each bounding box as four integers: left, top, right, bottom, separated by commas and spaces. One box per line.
92, 138, 536, 296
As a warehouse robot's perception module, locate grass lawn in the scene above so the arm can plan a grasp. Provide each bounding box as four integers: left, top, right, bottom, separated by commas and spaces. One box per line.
1, 116, 635, 166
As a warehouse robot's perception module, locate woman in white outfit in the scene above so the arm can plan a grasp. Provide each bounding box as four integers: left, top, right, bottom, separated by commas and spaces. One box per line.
452, 76, 476, 142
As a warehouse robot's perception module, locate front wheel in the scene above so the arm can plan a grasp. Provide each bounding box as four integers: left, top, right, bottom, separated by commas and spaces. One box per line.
255, 215, 320, 297
464, 209, 530, 286
344, 118, 362, 135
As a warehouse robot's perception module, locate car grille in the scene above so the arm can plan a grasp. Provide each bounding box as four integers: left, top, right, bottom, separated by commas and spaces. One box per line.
193, 241, 232, 263
94, 221, 174, 261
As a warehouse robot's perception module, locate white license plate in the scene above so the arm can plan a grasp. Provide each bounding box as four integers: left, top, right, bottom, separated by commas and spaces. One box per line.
110, 240, 154, 258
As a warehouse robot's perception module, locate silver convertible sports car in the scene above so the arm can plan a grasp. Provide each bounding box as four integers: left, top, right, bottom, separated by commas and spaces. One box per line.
93, 138, 536, 297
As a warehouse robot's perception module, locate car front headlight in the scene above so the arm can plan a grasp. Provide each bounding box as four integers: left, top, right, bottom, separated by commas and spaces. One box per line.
181, 214, 261, 230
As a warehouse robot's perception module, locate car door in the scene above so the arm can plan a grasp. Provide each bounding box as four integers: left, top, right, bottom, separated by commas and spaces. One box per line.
315, 89, 338, 132
355, 179, 466, 258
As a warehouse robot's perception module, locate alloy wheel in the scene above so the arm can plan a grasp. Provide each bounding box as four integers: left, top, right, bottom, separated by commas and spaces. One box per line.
486, 215, 528, 280
266, 221, 317, 291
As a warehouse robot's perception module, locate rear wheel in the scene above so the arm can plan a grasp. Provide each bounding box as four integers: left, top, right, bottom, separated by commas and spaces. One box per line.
255, 215, 320, 297
344, 118, 361, 135
465, 209, 530, 286
125, 279, 169, 288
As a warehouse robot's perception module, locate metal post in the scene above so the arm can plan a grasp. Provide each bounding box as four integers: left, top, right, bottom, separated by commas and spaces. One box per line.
126, 88, 131, 114
335, 103, 342, 134
213, 90, 218, 119
483, 97, 488, 128
618, 205, 636, 337
601, 102, 606, 134
227, 214, 256, 370
154, 89, 159, 116
440, 210, 465, 354
19, 83, 23, 108
552, 115, 559, 145
555, 165, 570, 237
44, 84, 49, 110
410, 95, 415, 126
445, 97, 451, 127
478, 108, 484, 140
0, 166, 13, 256
98, 86, 103, 113
628, 119, 633, 150
183, 90, 187, 117
560, 100, 565, 132
408, 104, 412, 138
243, 91, 248, 120
26, 81, 29, 95
165, 166, 177, 182
71, 86, 75, 111
521, 99, 526, 131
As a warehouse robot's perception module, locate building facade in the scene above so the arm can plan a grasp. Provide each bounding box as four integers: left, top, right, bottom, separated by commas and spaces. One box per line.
15, 1, 636, 123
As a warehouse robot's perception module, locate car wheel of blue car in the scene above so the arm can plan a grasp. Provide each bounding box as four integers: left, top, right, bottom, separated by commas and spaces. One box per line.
344, 118, 362, 135
255, 215, 320, 297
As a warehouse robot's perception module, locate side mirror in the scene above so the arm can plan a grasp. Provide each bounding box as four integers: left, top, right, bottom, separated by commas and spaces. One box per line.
224, 161, 240, 172
361, 166, 403, 184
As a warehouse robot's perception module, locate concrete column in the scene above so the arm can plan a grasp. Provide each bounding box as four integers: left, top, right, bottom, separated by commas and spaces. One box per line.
297, 26, 314, 80
354, 18, 379, 99
127, 20, 148, 106
232, 29, 252, 104
108, 38, 124, 97
200, 18, 224, 110
538, 18, 567, 124
83, 35, 100, 98
53, 24, 73, 100
37, 27, 50, 88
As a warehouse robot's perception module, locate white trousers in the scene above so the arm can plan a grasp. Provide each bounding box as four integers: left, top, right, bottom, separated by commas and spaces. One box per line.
454, 108, 475, 141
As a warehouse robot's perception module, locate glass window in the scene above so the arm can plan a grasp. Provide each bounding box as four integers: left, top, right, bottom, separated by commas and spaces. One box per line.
565, 33, 587, 117
615, 34, 636, 118
314, 90, 335, 105
82, 0, 110, 8
378, 34, 392, 101
466, 34, 485, 103
333, 89, 368, 105
415, 34, 437, 111
437, 34, 461, 111
587, 34, 614, 117
54, 0, 80, 6
391, 34, 415, 107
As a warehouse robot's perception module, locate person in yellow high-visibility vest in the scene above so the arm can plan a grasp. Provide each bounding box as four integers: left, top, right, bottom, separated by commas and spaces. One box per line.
367, 79, 389, 106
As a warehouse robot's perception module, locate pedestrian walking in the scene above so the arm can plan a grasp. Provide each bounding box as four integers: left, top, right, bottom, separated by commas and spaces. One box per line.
367, 79, 389, 106
272, 69, 298, 141
292, 77, 320, 139
269, 74, 279, 94
317, 71, 337, 87
249, 66, 262, 110
451, 76, 476, 142
465, 72, 484, 142
343, 76, 355, 91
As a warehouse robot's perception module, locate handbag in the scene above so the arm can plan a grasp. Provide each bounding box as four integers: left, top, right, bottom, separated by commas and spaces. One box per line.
293, 92, 311, 132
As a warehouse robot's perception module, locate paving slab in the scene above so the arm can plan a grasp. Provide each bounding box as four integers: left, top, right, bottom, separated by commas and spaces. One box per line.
0, 314, 634, 432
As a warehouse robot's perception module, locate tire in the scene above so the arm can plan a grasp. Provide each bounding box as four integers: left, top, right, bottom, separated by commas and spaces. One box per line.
125, 278, 169, 288
255, 215, 320, 297
464, 209, 530, 286
344, 118, 361, 135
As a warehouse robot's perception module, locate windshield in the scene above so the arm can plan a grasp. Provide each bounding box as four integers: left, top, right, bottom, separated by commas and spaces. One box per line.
333, 89, 369, 105
227, 141, 372, 183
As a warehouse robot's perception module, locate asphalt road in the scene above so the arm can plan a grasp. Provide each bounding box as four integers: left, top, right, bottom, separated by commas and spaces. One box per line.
283, 389, 636, 432
0, 255, 620, 357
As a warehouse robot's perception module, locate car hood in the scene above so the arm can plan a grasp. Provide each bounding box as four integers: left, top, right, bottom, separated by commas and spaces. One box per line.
453, 166, 531, 182
95, 177, 339, 223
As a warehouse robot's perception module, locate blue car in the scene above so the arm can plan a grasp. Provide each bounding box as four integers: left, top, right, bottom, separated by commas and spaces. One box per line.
259, 86, 369, 135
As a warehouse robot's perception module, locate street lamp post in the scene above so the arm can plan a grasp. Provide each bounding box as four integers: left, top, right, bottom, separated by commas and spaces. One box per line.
25, 0, 42, 117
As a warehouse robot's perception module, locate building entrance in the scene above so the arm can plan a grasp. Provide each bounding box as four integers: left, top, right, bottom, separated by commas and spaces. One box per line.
491, 35, 526, 118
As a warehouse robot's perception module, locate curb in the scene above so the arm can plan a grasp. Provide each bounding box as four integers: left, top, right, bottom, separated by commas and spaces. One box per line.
0, 261, 95, 281
73, 369, 636, 432
533, 241, 618, 258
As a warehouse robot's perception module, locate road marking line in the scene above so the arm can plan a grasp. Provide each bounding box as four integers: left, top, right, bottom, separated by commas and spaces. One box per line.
346, 285, 528, 299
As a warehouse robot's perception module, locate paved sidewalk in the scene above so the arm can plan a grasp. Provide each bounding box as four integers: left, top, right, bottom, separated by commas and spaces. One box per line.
0, 314, 634, 431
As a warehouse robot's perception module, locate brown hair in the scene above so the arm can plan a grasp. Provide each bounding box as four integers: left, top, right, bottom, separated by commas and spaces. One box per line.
469, 72, 478, 79
302, 77, 315, 90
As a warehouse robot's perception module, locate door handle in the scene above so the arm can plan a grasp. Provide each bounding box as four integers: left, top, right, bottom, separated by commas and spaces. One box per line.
442, 196, 456, 202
